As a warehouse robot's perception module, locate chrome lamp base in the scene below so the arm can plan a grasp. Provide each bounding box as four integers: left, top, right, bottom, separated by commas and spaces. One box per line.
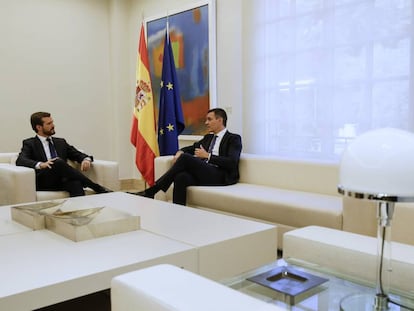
340, 292, 400, 311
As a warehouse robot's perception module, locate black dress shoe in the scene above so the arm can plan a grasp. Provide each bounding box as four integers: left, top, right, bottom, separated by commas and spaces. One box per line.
128, 190, 154, 199
95, 186, 113, 194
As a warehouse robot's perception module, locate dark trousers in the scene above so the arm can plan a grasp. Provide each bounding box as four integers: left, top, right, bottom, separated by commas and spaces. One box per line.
156, 153, 226, 205
35, 158, 99, 197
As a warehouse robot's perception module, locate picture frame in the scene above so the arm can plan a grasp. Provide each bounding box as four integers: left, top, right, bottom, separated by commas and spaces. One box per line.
145, 0, 216, 136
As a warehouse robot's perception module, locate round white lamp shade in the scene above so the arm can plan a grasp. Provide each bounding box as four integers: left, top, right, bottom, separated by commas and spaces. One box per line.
339, 128, 414, 198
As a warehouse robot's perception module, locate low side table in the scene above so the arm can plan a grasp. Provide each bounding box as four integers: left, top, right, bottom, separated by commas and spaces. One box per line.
221, 259, 414, 311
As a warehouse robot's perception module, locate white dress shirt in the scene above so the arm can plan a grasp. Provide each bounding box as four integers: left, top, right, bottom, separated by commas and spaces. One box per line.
211, 128, 227, 156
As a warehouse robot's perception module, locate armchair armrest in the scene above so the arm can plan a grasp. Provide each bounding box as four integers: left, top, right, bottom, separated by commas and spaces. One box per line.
0, 164, 36, 205
0, 152, 18, 164
154, 155, 174, 179
83, 159, 121, 191
154, 156, 174, 201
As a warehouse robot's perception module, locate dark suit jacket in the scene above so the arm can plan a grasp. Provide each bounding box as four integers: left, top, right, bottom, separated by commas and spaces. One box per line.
180, 131, 242, 185
16, 136, 92, 174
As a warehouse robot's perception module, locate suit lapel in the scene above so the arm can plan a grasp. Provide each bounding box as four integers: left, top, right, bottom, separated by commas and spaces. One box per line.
34, 136, 48, 161
52, 138, 63, 157
218, 131, 230, 155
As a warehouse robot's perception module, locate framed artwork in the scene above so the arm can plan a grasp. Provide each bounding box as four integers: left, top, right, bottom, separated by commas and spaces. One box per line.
146, 0, 216, 135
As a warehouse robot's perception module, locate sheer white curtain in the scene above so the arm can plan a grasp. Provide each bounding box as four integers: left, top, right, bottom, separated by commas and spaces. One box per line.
243, 0, 413, 162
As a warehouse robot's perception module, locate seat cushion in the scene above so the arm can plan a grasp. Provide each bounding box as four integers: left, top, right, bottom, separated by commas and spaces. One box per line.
187, 183, 343, 229
36, 188, 96, 202
111, 264, 284, 311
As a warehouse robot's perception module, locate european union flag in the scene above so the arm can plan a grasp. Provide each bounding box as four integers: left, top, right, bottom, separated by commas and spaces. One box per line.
158, 30, 185, 155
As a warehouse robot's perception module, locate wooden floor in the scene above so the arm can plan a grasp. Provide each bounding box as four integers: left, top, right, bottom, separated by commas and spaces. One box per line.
34, 290, 111, 311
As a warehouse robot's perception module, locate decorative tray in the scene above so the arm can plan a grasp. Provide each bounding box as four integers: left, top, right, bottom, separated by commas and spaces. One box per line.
247, 266, 328, 305
11, 200, 140, 241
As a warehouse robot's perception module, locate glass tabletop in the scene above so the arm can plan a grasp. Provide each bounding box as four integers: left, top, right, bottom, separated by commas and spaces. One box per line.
221, 259, 414, 311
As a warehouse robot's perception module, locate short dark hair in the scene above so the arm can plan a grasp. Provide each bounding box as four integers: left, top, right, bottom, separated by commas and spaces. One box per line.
31, 112, 51, 132
208, 108, 227, 127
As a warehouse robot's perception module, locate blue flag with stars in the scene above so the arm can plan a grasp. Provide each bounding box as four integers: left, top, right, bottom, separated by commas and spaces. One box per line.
157, 29, 185, 155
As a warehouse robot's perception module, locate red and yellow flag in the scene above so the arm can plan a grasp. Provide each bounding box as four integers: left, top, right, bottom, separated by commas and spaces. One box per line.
130, 24, 159, 186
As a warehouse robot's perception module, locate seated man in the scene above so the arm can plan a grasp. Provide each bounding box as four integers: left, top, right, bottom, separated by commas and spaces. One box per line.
16, 111, 111, 197
137, 108, 242, 205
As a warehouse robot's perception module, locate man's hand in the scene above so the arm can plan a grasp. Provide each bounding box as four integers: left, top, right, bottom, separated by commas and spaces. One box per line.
40, 158, 56, 169
80, 159, 91, 171
194, 145, 209, 159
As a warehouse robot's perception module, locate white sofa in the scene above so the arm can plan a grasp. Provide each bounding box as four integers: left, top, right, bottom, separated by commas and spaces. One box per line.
0, 152, 120, 206
155, 153, 343, 249
155, 153, 414, 249
111, 264, 284, 311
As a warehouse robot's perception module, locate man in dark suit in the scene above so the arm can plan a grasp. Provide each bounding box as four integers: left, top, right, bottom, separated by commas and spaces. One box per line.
137, 108, 242, 205
16, 112, 110, 196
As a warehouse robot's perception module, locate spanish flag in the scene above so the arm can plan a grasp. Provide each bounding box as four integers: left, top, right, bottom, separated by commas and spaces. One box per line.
130, 24, 159, 186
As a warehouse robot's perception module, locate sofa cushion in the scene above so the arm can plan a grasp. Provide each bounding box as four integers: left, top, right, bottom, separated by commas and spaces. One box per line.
187, 183, 342, 230
238, 154, 339, 196
111, 264, 284, 311
35, 188, 95, 202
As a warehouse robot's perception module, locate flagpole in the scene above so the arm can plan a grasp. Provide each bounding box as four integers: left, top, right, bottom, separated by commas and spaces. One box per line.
166, 13, 169, 40
142, 14, 147, 192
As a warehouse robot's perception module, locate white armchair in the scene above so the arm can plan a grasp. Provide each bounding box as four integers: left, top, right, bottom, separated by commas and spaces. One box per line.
154, 155, 174, 201
0, 152, 120, 206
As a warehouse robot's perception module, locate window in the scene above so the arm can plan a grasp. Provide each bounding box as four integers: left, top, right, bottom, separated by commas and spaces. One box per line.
244, 0, 413, 162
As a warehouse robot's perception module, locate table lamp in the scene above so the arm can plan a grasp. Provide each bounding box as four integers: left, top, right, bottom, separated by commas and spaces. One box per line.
337, 128, 414, 311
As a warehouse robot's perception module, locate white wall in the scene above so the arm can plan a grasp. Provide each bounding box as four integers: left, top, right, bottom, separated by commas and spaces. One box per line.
108, 0, 137, 179
1, 0, 113, 154
0, 0, 245, 180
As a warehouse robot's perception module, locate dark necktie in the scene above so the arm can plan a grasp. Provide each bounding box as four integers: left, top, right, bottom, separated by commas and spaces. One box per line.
207, 135, 218, 154
46, 137, 58, 158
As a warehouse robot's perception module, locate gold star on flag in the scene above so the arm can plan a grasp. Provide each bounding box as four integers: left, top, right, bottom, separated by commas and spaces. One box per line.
166, 82, 173, 90
160, 80, 164, 88
167, 123, 174, 131
159, 128, 164, 135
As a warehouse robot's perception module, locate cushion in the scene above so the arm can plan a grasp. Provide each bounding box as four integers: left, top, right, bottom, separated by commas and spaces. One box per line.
111, 264, 284, 311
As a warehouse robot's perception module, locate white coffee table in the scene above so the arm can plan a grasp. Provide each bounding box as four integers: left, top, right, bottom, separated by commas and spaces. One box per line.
0, 205, 32, 236
0, 192, 277, 310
